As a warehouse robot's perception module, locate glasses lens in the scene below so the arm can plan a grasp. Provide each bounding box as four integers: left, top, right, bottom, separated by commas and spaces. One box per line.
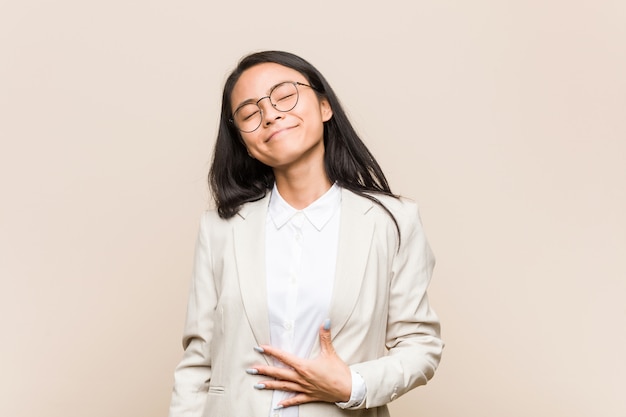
232, 82, 300, 133
270, 82, 299, 112
233, 104, 261, 133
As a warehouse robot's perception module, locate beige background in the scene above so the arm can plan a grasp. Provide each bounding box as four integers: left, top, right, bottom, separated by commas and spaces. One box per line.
1, 1, 625, 416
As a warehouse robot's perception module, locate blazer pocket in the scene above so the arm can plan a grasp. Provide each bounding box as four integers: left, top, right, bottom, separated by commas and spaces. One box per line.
208, 385, 225, 395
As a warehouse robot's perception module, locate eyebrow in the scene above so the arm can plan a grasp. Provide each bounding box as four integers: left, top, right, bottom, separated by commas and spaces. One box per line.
232, 97, 259, 114
232, 80, 296, 113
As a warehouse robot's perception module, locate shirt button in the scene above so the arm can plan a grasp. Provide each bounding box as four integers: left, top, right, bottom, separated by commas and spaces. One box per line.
284, 321, 293, 330
273, 413, 280, 417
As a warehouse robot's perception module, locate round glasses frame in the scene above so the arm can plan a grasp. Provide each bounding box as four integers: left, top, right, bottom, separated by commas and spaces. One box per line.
230, 81, 315, 133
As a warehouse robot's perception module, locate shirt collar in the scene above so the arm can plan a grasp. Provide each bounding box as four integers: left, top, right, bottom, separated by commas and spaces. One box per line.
268, 183, 341, 231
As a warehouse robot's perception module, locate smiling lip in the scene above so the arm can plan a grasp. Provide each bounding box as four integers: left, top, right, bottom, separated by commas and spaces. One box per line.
266, 126, 294, 142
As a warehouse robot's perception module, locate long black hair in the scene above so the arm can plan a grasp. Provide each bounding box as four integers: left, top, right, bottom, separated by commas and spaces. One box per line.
209, 51, 400, 238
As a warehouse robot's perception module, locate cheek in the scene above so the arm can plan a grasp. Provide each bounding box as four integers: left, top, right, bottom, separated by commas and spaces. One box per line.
307, 112, 327, 136
238, 137, 258, 157
240, 134, 259, 150
300, 107, 325, 129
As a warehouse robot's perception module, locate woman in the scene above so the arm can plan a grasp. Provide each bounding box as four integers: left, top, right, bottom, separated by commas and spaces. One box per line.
169, 51, 443, 417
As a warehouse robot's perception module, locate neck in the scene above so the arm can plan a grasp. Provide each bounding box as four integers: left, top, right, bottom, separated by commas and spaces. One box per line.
273, 163, 332, 210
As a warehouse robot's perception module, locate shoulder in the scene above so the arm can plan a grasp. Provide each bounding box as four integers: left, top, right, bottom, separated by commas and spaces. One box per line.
196, 209, 230, 245
199, 193, 270, 229
375, 193, 419, 217
342, 189, 419, 221
341, 189, 424, 248
199, 208, 226, 227
374, 194, 422, 242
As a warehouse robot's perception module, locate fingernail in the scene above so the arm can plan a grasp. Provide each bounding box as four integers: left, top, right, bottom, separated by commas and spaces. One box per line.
245, 368, 258, 375
323, 318, 331, 330
274, 405, 284, 410
254, 383, 266, 390
253, 346, 264, 353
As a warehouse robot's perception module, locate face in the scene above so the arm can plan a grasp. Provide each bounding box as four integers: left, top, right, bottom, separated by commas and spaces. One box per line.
230, 63, 333, 171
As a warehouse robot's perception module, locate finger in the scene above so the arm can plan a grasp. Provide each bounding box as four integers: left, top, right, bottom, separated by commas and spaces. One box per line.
253, 365, 300, 382
277, 393, 316, 408
255, 379, 308, 394
258, 345, 302, 369
319, 319, 335, 355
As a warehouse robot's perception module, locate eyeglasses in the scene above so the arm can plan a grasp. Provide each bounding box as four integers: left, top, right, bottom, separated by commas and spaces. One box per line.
230, 81, 314, 133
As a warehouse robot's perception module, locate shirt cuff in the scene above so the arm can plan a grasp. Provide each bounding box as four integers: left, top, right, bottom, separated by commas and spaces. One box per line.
335, 370, 366, 409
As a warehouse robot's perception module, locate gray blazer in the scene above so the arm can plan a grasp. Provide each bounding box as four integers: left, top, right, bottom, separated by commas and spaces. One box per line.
169, 189, 443, 417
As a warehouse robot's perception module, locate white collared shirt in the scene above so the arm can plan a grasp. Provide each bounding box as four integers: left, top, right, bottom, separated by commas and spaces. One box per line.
265, 184, 364, 416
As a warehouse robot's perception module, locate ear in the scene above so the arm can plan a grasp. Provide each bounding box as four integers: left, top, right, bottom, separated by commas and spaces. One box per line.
319, 98, 333, 122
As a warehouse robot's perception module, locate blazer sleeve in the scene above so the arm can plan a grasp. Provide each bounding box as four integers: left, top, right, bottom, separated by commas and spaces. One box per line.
350, 202, 444, 409
169, 213, 216, 417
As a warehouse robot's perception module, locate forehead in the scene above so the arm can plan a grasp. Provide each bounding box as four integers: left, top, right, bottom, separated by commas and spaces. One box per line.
231, 63, 307, 104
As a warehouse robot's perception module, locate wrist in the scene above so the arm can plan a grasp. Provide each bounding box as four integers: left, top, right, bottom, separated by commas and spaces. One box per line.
335, 370, 366, 409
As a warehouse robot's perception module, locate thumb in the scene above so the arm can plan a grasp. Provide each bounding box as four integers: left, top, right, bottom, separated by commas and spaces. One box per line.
319, 318, 334, 354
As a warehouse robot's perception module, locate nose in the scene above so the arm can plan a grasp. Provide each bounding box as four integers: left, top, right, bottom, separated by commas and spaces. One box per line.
258, 97, 283, 126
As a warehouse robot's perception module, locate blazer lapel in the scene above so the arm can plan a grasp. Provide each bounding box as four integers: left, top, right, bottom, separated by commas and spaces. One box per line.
234, 194, 272, 361
327, 190, 375, 341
